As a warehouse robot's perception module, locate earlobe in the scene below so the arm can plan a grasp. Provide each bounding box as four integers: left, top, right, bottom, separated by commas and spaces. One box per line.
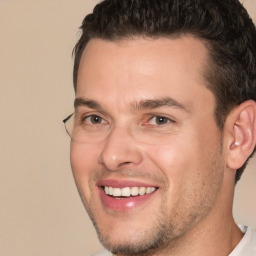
226, 100, 256, 170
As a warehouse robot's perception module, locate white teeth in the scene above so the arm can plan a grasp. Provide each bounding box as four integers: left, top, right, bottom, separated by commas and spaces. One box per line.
108, 187, 113, 195
139, 187, 146, 195
113, 188, 122, 197
146, 187, 151, 194
131, 187, 139, 196
149, 187, 156, 193
121, 187, 131, 197
103, 186, 157, 197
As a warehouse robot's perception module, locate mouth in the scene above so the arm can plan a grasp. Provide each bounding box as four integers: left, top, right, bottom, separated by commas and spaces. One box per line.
103, 186, 157, 198
97, 180, 159, 211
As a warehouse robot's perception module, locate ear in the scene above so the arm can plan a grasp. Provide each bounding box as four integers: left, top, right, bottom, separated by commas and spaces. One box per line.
224, 100, 256, 170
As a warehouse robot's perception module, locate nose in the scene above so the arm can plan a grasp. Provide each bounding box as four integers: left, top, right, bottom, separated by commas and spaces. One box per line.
98, 126, 143, 171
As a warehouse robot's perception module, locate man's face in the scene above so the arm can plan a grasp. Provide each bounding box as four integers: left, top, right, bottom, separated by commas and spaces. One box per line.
71, 37, 225, 255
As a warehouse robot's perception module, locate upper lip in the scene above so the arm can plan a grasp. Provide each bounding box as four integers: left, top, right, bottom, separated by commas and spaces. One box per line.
97, 179, 159, 188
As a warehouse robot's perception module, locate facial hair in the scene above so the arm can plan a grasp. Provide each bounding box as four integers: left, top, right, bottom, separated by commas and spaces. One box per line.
75, 142, 224, 256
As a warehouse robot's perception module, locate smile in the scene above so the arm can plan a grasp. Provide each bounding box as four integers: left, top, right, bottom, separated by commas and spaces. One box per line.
97, 180, 159, 211
103, 186, 156, 197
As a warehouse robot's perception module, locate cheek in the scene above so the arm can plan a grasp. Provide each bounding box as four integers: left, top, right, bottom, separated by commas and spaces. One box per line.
146, 141, 193, 193
70, 143, 99, 172
149, 140, 193, 171
70, 142, 100, 196
145, 135, 211, 193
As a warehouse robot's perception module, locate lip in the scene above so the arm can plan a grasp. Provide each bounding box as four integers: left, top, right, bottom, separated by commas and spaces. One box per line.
97, 179, 158, 211
97, 179, 157, 188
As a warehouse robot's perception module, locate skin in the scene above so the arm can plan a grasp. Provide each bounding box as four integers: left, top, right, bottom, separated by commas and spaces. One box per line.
70, 36, 243, 256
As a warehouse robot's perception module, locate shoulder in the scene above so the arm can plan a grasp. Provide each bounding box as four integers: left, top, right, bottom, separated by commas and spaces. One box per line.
229, 226, 256, 256
91, 249, 112, 256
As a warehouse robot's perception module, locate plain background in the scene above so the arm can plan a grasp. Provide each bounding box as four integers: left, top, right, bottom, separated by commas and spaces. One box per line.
0, 1, 255, 255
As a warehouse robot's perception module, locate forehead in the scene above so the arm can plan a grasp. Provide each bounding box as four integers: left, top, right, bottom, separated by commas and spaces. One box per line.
76, 36, 214, 112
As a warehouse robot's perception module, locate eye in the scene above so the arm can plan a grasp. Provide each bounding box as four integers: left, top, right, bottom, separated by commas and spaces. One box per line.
148, 116, 172, 125
84, 115, 107, 124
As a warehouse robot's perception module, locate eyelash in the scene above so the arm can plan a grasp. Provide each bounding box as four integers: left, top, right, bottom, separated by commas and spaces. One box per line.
81, 114, 108, 125
79, 114, 174, 127
145, 116, 174, 126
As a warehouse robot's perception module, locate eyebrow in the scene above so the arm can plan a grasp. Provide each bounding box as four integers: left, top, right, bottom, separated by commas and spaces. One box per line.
74, 97, 189, 113
131, 97, 189, 112
74, 98, 103, 110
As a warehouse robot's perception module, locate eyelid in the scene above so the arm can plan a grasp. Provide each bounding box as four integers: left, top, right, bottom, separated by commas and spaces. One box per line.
84, 114, 108, 124
144, 115, 175, 126
76, 110, 109, 124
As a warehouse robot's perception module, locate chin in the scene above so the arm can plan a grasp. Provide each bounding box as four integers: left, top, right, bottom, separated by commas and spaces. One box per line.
93, 211, 178, 256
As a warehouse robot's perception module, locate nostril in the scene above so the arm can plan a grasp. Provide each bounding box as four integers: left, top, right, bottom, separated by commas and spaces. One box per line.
123, 161, 132, 165
97, 136, 143, 170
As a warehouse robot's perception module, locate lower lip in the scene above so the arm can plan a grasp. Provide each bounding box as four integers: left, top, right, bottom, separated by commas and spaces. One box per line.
99, 188, 157, 211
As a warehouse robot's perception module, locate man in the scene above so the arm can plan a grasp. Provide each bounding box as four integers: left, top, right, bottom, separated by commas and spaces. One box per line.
63, 0, 256, 255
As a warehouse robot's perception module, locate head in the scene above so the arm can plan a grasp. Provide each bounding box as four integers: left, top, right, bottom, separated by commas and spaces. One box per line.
73, 0, 256, 182
69, 0, 256, 255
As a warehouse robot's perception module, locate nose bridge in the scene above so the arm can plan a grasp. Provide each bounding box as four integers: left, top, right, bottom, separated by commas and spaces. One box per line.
98, 125, 143, 171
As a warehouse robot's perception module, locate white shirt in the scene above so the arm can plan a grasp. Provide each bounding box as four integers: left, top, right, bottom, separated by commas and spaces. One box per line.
92, 226, 256, 256
91, 250, 112, 256
229, 226, 256, 256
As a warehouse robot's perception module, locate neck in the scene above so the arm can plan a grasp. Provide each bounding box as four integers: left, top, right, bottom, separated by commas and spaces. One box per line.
160, 214, 243, 256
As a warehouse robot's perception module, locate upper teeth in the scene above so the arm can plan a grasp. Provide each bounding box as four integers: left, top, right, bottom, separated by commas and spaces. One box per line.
104, 186, 156, 197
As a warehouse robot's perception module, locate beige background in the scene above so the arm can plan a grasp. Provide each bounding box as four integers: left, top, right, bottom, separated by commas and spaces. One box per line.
0, 1, 255, 255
